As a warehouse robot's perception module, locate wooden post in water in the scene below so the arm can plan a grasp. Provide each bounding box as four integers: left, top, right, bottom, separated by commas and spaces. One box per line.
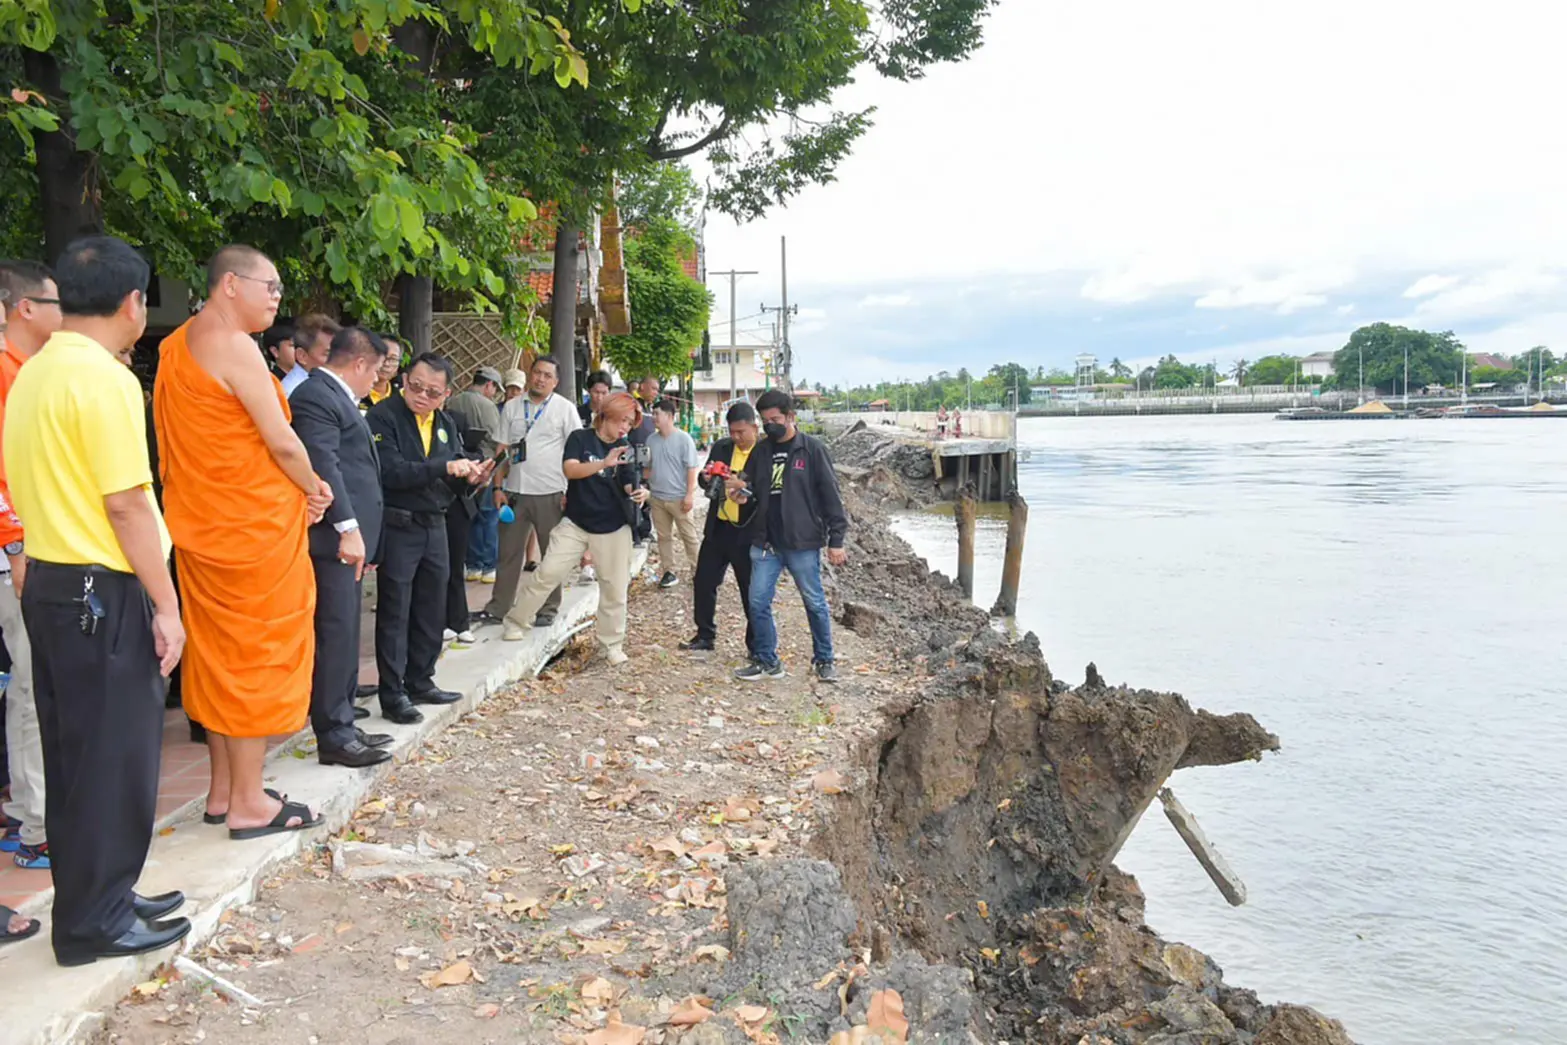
955, 486, 976, 598
991, 491, 1029, 616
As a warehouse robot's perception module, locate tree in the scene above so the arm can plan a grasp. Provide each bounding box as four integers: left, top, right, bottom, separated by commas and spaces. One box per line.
1107, 357, 1131, 380
986, 361, 1032, 405
601, 166, 709, 382
1333, 324, 1464, 395
1152, 354, 1201, 389
1230, 358, 1249, 384
2, 0, 589, 325
1244, 354, 1299, 386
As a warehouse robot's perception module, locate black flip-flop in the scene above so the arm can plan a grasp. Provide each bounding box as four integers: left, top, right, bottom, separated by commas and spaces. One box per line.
203, 787, 284, 825
228, 798, 323, 841
0, 905, 40, 945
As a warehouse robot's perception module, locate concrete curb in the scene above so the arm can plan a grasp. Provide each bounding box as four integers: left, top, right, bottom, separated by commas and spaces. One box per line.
3, 550, 645, 1045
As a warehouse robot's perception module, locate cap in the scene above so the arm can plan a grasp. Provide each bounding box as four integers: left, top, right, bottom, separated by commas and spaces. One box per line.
503, 368, 527, 390
476, 365, 504, 387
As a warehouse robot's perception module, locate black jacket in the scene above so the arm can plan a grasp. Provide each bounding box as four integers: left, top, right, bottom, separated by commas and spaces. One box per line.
738, 430, 848, 552
364, 393, 473, 519
703, 437, 760, 539
291, 369, 386, 563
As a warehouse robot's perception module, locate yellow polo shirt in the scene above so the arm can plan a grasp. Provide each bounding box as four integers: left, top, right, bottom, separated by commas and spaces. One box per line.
718, 444, 752, 524
3, 331, 170, 571
417, 411, 434, 455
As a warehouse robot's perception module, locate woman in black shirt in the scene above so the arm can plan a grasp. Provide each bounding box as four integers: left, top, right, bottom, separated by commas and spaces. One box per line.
501, 392, 649, 665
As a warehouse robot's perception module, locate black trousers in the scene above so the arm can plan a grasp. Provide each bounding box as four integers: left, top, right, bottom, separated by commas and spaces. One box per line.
22, 562, 163, 960
693, 521, 756, 654
310, 555, 361, 751
445, 504, 472, 633
375, 517, 448, 705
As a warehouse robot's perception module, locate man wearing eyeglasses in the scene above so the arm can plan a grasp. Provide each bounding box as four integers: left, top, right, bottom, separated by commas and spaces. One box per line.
365, 352, 488, 725
0, 259, 62, 876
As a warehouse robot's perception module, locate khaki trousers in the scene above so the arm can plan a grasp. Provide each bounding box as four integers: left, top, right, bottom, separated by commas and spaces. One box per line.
0, 574, 45, 845
505, 519, 634, 654
650, 498, 700, 572
485, 492, 566, 620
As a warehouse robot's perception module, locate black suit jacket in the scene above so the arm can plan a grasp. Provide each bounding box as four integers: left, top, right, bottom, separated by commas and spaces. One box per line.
364, 393, 473, 517
291, 369, 385, 563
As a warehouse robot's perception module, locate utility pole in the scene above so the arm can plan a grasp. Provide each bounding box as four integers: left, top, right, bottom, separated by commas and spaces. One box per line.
710, 268, 757, 404
761, 238, 800, 393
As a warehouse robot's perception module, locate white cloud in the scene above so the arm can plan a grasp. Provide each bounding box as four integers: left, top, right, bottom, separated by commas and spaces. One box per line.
1335, 304, 1356, 316
1403, 274, 1461, 298
858, 292, 912, 309
1193, 273, 1348, 315
696, 0, 1567, 378
1411, 267, 1560, 319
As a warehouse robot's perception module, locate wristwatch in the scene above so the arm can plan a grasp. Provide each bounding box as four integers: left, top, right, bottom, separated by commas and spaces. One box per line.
3, 541, 22, 556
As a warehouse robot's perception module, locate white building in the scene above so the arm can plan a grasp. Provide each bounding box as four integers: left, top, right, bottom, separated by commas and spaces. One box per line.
692, 325, 775, 417
1300, 351, 1336, 379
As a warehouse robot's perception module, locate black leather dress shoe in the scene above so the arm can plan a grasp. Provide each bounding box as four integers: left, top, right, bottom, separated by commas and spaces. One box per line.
408, 687, 461, 706
55, 915, 192, 967
679, 636, 715, 652
356, 728, 393, 749
319, 740, 392, 768
381, 700, 424, 725
352, 706, 370, 720
131, 890, 184, 921
355, 683, 378, 701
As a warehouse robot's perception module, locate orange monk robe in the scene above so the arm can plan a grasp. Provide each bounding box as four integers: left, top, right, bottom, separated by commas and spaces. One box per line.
153, 321, 315, 738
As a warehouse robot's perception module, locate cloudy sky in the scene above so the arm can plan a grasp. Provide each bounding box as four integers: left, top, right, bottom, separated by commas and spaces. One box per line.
700, 0, 1567, 388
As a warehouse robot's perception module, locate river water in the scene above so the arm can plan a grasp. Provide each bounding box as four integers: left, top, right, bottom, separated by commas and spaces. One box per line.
890, 414, 1567, 1045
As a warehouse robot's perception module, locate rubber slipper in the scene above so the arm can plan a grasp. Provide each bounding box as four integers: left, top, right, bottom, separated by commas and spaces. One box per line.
228, 799, 323, 841
0, 904, 40, 945
204, 788, 284, 825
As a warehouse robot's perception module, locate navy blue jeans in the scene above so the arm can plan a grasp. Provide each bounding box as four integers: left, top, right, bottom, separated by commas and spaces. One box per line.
747, 545, 834, 669
467, 486, 499, 571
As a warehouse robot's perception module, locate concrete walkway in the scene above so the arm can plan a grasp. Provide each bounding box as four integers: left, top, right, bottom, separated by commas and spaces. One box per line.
2, 554, 643, 1045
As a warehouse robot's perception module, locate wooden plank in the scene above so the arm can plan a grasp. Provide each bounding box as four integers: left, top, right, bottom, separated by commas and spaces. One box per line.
990, 492, 1028, 617
954, 489, 976, 598
1159, 788, 1247, 906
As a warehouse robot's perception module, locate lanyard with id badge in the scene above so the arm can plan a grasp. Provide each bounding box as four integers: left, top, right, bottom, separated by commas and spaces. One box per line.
511, 399, 545, 465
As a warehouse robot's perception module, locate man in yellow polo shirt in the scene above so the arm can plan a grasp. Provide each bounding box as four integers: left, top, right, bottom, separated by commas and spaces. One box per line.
681, 401, 760, 655
2, 235, 190, 967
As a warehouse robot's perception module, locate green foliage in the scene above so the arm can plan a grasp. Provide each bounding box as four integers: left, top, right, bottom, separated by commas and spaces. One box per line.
602, 164, 709, 381
820, 360, 1030, 410
2, 0, 598, 323
1244, 354, 1301, 386
1333, 323, 1464, 394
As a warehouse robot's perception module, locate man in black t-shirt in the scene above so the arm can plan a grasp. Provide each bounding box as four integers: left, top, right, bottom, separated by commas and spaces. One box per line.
502, 392, 649, 666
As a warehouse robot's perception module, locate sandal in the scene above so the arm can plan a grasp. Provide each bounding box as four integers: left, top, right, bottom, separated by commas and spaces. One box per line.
228, 798, 323, 841
0, 904, 40, 945
204, 788, 284, 825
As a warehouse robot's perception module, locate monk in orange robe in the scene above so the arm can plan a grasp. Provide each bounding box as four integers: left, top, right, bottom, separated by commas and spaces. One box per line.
153, 245, 334, 840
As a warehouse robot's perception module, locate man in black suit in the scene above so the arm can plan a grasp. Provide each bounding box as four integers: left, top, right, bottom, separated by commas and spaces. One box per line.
290, 328, 395, 767
365, 353, 486, 725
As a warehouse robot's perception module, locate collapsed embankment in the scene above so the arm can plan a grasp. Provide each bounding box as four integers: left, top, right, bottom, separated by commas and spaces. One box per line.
714, 432, 1355, 1044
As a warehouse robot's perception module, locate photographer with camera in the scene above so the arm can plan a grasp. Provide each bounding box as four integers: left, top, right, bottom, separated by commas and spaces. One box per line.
679, 401, 760, 655
477, 356, 578, 630
501, 392, 649, 666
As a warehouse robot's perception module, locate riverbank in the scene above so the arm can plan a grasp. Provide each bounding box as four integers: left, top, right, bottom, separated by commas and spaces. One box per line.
95, 441, 1355, 1044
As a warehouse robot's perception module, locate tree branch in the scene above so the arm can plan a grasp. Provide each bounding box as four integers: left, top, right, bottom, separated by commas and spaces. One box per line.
646, 111, 733, 161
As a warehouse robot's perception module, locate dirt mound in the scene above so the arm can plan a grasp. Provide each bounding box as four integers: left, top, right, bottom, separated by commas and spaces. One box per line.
742, 431, 1359, 1043
830, 424, 939, 510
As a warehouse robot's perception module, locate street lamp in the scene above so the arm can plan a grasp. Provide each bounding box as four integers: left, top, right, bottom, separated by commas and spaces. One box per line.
1358, 343, 1365, 406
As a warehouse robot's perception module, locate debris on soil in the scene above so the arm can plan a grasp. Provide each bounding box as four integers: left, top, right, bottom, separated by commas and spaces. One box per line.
100, 428, 1352, 1045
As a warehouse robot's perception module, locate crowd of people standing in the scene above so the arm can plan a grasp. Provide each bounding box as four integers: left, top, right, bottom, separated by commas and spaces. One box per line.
0, 235, 850, 970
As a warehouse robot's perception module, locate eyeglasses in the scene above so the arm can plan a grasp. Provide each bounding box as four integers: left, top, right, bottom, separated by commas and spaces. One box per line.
404, 377, 445, 399
234, 273, 285, 298
22, 296, 60, 307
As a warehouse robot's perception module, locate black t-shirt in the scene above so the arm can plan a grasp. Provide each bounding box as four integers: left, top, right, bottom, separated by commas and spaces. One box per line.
766, 436, 794, 548
564, 428, 636, 534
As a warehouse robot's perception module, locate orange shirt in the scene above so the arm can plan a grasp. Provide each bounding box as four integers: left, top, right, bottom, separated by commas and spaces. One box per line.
0, 339, 31, 547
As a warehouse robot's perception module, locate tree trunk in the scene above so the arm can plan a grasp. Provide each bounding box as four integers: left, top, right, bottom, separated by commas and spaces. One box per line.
22, 50, 101, 263
392, 21, 437, 355
550, 223, 580, 407
398, 274, 434, 356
